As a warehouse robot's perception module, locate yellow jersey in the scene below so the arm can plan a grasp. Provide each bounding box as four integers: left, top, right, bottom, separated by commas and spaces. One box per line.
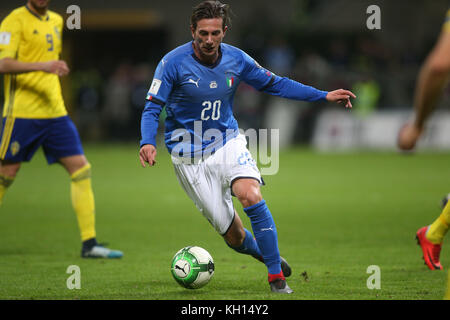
0, 5, 67, 119
444, 8, 450, 33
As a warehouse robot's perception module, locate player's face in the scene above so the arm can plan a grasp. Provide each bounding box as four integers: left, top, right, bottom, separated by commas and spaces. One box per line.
28, 0, 50, 11
191, 18, 227, 63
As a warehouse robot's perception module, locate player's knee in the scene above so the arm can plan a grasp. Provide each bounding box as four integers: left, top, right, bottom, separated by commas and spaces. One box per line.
237, 187, 263, 209
60, 155, 89, 176
70, 162, 92, 181
224, 228, 245, 248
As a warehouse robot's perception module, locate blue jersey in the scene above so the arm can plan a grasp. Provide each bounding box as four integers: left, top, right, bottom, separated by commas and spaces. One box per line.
140, 41, 328, 158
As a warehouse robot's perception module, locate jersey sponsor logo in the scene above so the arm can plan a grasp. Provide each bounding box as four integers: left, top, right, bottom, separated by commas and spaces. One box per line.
188, 78, 200, 88
209, 81, 217, 89
0, 32, 11, 45
149, 79, 162, 95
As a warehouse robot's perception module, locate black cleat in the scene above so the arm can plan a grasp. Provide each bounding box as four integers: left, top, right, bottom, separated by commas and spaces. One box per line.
269, 279, 294, 294
280, 256, 292, 278
81, 245, 123, 259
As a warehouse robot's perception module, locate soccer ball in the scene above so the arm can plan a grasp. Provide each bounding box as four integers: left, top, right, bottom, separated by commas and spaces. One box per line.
170, 246, 215, 289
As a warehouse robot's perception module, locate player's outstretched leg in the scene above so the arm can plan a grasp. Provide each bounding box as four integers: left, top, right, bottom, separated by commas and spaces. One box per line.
244, 200, 293, 293
232, 178, 292, 293
225, 227, 263, 259
226, 232, 292, 278
416, 197, 450, 270
416, 226, 443, 270
69, 161, 123, 259
224, 211, 292, 278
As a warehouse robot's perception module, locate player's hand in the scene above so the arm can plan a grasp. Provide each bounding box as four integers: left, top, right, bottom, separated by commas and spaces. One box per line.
41, 60, 70, 76
326, 89, 356, 109
139, 144, 157, 167
397, 122, 423, 151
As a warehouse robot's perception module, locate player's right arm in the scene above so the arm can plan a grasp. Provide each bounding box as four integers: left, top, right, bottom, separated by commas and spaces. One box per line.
139, 57, 175, 167
0, 58, 69, 76
139, 144, 157, 168
0, 12, 69, 76
398, 11, 450, 150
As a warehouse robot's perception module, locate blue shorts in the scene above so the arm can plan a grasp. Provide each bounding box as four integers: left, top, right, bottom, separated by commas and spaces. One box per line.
0, 116, 84, 164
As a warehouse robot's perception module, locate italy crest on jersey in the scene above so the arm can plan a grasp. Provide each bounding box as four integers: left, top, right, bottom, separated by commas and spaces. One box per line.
226, 76, 234, 88
225, 71, 236, 88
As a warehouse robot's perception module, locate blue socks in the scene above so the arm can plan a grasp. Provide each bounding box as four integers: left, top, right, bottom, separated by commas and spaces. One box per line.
227, 228, 263, 260
243, 200, 281, 275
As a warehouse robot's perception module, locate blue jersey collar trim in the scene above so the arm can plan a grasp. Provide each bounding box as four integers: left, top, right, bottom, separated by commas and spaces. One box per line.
25, 4, 50, 21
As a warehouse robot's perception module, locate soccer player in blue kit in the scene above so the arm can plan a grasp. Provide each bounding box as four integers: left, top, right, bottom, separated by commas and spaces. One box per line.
140, 1, 355, 293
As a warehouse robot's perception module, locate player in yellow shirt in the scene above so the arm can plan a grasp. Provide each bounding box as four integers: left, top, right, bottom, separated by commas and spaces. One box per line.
398, 8, 450, 299
0, 0, 123, 258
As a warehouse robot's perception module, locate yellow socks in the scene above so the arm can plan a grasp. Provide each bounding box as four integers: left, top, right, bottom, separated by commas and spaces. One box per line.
0, 174, 14, 205
426, 201, 450, 244
71, 163, 96, 241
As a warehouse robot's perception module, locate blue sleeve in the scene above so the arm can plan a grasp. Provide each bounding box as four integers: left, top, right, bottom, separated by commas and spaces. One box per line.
240, 51, 328, 102
263, 77, 328, 102
145, 57, 176, 104
139, 57, 176, 148
140, 100, 163, 148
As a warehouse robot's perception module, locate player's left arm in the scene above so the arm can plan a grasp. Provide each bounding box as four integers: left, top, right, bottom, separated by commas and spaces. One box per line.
398, 30, 450, 150
268, 77, 355, 108
239, 52, 355, 108
412, 31, 450, 130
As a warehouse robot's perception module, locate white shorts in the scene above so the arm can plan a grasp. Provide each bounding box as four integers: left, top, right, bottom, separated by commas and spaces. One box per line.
172, 134, 262, 235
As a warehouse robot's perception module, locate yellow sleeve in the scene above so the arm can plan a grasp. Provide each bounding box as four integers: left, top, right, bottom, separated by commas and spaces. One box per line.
443, 9, 450, 33
0, 14, 22, 59
58, 17, 63, 54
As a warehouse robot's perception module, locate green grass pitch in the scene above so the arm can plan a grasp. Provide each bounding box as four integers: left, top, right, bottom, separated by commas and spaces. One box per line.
0, 143, 448, 300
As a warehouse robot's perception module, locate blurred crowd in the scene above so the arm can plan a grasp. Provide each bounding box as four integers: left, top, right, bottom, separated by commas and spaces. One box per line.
69, 62, 155, 142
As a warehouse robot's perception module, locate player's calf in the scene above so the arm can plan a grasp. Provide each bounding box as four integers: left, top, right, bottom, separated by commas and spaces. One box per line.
0, 162, 19, 205
243, 200, 283, 278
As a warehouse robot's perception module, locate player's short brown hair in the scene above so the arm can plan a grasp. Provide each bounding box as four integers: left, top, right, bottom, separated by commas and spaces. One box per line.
190, 1, 231, 31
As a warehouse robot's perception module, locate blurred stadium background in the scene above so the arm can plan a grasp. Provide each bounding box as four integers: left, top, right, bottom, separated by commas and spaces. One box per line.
1, 0, 449, 150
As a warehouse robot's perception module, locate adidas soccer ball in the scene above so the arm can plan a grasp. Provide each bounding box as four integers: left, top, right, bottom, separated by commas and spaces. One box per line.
170, 246, 215, 289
